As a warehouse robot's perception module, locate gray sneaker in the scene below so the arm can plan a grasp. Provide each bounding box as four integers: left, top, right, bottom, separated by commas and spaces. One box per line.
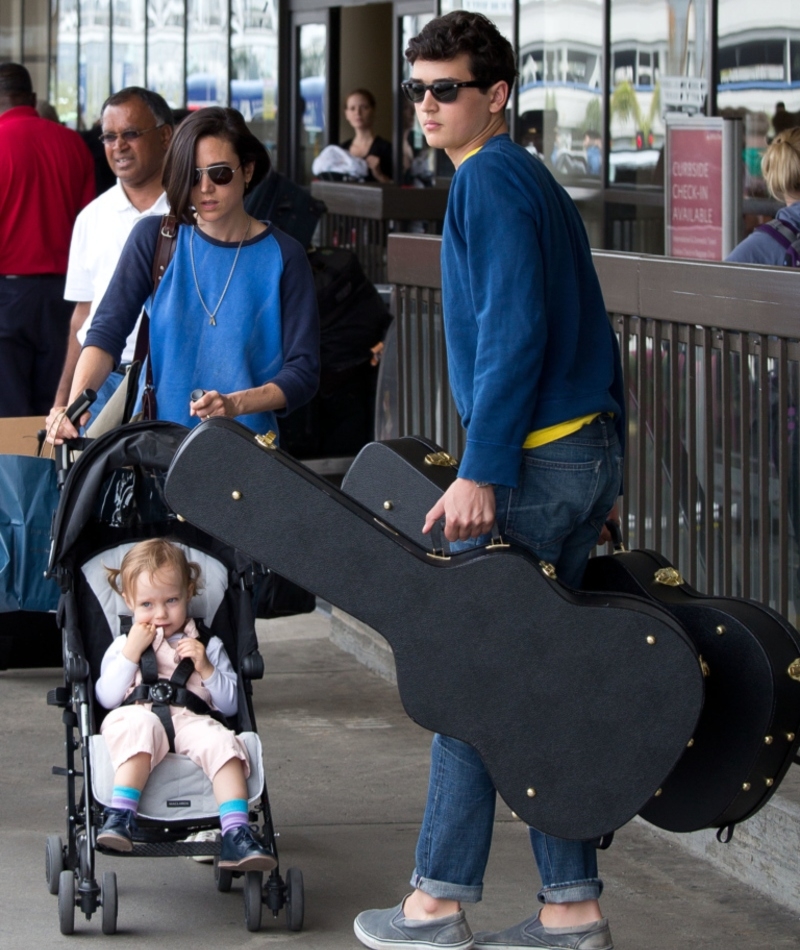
473, 913, 612, 950
354, 896, 474, 950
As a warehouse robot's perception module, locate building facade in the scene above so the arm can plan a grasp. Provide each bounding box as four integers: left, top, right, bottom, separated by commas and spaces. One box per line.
2, 0, 799, 253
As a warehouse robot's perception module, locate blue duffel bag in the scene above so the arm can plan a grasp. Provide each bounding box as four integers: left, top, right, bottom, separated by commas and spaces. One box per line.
0, 454, 60, 613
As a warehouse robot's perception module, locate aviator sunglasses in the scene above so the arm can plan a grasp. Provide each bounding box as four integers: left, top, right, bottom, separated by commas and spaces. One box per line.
193, 163, 242, 185
401, 79, 484, 104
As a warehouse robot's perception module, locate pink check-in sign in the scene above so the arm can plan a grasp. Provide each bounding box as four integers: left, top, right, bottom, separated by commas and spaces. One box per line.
667, 126, 724, 260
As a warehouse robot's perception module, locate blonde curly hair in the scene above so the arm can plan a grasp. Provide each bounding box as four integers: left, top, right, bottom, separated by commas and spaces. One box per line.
106, 538, 202, 601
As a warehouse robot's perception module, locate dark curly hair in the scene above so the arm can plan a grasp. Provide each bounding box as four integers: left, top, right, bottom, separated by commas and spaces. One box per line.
163, 107, 271, 224
405, 11, 517, 95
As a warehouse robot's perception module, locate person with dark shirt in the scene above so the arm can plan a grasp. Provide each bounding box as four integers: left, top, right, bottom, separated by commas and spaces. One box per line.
0, 63, 94, 417
340, 88, 393, 183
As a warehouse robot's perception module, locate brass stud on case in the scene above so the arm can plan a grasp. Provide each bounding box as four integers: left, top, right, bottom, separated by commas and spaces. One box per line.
716, 625, 726, 636
526, 788, 537, 798
742, 782, 751, 792
176, 514, 186, 522
232, 490, 242, 500
687, 738, 695, 748
787, 732, 796, 742
765, 778, 774, 787
654, 788, 663, 797
383, 500, 393, 510
510, 811, 519, 820
765, 736, 773, 745
646, 635, 656, 645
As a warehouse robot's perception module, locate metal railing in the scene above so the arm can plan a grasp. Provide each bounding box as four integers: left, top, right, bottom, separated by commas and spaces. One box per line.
310, 182, 449, 284
384, 234, 800, 625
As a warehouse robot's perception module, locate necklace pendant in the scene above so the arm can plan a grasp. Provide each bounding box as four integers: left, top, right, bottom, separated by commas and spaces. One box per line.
209, 315, 216, 326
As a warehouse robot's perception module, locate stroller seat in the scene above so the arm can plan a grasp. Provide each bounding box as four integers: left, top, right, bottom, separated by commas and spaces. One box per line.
82, 541, 265, 824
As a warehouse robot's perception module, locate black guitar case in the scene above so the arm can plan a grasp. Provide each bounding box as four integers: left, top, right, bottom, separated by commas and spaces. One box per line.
582, 530, 800, 834
341, 435, 460, 552
164, 419, 705, 840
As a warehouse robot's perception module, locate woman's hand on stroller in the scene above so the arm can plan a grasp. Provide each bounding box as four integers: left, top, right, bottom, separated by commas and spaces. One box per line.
122, 622, 158, 664
173, 637, 214, 680
45, 389, 97, 445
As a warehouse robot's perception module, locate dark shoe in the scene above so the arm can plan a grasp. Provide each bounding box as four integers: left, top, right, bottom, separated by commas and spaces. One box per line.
96, 807, 138, 853
217, 825, 277, 872
354, 896, 474, 950
473, 913, 612, 950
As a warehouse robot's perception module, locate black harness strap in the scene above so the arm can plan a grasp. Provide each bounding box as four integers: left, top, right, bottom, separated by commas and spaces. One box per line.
119, 619, 223, 752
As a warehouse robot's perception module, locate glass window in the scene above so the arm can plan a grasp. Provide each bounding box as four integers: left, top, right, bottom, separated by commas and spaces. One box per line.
187, 0, 229, 109
518, 0, 603, 179
297, 22, 327, 185
0, 1, 22, 63
401, 12, 436, 186
231, 0, 279, 155
717, 0, 800, 203
112, 0, 145, 93
79, 0, 111, 128
147, 0, 185, 109
55, 0, 79, 126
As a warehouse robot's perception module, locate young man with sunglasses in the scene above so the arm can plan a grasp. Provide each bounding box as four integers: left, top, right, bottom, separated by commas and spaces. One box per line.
48, 88, 174, 428
354, 12, 624, 950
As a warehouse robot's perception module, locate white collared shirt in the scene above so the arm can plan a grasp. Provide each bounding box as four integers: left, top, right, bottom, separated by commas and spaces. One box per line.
64, 180, 170, 363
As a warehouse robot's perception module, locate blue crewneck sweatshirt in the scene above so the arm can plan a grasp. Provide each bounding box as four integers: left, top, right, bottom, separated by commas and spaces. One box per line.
85, 217, 319, 433
441, 134, 625, 487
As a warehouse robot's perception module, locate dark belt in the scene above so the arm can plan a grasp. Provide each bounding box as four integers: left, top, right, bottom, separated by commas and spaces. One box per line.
1, 273, 65, 279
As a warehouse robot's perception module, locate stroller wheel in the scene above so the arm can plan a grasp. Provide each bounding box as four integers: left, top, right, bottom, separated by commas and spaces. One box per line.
243, 871, 263, 932
214, 857, 233, 892
101, 871, 118, 935
58, 870, 76, 935
46, 835, 65, 895
285, 867, 304, 932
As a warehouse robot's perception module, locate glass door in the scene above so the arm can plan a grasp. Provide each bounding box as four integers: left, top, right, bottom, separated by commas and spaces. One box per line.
290, 8, 339, 185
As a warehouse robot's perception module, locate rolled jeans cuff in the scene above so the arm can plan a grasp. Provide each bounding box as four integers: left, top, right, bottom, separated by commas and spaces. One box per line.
538, 878, 603, 905
410, 872, 483, 904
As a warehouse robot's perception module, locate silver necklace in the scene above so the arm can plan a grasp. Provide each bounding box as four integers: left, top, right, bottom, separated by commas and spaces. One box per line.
189, 216, 252, 326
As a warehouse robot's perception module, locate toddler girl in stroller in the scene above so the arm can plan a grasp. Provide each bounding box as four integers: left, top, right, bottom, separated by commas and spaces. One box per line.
95, 537, 274, 872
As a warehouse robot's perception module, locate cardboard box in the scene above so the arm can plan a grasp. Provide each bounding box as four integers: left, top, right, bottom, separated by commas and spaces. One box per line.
0, 417, 47, 456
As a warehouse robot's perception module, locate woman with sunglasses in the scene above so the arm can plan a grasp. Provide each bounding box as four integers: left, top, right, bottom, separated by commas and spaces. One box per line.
340, 88, 393, 184
46, 107, 319, 441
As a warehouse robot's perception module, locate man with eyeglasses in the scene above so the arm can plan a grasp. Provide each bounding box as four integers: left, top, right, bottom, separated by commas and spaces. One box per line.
355, 12, 624, 950
49, 87, 175, 426
0, 63, 94, 417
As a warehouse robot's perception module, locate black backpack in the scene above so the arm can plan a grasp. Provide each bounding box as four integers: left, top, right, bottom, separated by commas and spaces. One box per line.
755, 218, 800, 266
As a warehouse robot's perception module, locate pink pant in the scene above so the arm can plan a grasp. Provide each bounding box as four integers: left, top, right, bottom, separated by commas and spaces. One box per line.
101, 704, 250, 781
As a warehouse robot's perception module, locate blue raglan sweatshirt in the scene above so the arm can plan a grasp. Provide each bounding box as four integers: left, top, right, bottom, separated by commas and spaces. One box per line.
441, 134, 625, 487
85, 216, 319, 433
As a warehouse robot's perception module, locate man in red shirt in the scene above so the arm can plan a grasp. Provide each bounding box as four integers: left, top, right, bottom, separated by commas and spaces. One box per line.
0, 63, 94, 417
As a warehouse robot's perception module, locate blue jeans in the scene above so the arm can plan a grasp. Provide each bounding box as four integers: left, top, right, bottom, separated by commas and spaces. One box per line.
411, 414, 623, 905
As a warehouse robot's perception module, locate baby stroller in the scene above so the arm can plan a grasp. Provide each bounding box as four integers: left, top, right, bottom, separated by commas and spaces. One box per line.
43, 416, 304, 935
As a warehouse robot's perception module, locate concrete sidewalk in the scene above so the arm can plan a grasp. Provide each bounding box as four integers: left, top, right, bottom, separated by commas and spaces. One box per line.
1, 609, 799, 948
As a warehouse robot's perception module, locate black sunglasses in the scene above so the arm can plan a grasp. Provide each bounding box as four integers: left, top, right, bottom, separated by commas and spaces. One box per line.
401, 79, 484, 104
193, 163, 241, 185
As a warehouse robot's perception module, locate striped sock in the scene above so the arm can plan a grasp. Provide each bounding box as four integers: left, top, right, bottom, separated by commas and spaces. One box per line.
219, 798, 249, 834
111, 785, 141, 814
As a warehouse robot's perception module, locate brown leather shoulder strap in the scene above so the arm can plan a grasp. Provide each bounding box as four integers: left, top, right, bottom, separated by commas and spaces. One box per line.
151, 213, 178, 290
